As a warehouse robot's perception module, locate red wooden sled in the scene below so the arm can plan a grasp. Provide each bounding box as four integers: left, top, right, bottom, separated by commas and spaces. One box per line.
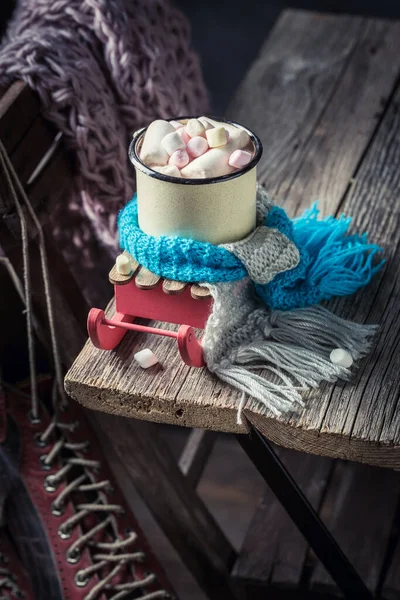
87, 252, 212, 367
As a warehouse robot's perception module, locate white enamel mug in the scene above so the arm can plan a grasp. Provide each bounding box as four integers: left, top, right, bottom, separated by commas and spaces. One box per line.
129, 117, 263, 245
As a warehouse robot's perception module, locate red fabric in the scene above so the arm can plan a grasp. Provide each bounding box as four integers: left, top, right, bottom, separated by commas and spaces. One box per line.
5, 384, 174, 599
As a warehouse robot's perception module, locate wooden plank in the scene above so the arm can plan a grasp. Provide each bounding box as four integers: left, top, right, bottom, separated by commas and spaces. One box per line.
233, 12, 400, 466
65, 301, 245, 432
318, 90, 400, 448
89, 411, 240, 600
229, 11, 400, 214
0, 82, 40, 155
109, 251, 139, 285
311, 461, 400, 595
135, 266, 161, 290
162, 279, 187, 295
65, 11, 400, 466
179, 429, 217, 487
248, 80, 400, 468
190, 284, 211, 300
233, 449, 332, 589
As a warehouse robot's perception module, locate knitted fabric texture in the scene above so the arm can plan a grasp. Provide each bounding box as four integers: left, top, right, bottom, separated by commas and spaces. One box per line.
0, 0, 208, 258
118, 187, 382, 310
118, 186, 382, 417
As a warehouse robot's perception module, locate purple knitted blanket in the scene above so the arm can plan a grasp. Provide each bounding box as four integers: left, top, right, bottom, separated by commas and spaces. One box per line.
0, 0, 208, 258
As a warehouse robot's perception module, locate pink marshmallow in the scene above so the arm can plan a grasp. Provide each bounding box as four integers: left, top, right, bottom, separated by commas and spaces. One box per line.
170, 120, 183, 129
169, 148, 189, 168
228, 149, 252, 169
177, 127, 190, 144
187, 136, 208, 158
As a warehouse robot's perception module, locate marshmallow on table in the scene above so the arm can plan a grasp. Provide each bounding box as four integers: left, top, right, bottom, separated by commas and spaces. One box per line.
229, 149, 252, 169
169, 148, 190, 168
140, 119, 175, 166
186, 118, 206, 138
152, 164, 182, 177
330, 348, 353, 368
134, 348, 159, 369
206, 126, 228, 148
161, 131, 186, 156
187, 136, 208, 158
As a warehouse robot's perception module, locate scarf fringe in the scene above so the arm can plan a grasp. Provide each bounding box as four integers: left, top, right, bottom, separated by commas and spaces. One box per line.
294, 204, 384, 299
211, 305, 377, 421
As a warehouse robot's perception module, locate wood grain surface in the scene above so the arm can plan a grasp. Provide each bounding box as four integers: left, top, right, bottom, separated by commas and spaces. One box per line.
162, 279, 187, 295
135, 266, 161, 290
65, 10, 400, 468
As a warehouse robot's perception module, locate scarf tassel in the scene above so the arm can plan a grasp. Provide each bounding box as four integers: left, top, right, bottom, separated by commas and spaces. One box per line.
210, 305, 377, 422
261, 204, 384, 310
293, 204, 384, 300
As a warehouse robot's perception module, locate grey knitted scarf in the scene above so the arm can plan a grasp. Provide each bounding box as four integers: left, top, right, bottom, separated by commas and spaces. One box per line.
202, 189, 377, 422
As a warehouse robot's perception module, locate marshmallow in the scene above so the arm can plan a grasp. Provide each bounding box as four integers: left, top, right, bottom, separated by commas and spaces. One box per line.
140, 120, 175, 166
198, 117, 214, 131
140, 116, 254, 179
161, 131, 186, 156
115, 254, 131, 275
187, 136, 208, 158
229, 149, 252, 169
181, 148, 235, 179
206, 126, 228, 148
181, 125, 253, 178
177, 127, 190, 144
330, 348, 353, 369
134, 348, 159, 369
152, 165, 182, 177
203, 117, 250, 148
186, 118, 206, 138
169, 148, 190, 168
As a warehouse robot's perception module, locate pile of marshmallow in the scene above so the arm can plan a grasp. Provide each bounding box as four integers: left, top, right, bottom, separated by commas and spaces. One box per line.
139, 117, 254, 179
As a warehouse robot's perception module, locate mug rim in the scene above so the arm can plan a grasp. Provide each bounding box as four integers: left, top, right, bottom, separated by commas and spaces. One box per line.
129, 116, 263, 185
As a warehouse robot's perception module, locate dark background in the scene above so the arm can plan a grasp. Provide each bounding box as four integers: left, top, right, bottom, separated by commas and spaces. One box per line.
2, 0, 400, 113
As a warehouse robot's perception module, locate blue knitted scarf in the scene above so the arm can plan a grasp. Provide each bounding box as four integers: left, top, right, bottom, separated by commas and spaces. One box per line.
118, 194, 382, 311
118, 189, 382, 419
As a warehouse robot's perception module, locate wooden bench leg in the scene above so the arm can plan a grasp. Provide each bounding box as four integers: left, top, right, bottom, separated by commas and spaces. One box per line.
236, 424, 373, 600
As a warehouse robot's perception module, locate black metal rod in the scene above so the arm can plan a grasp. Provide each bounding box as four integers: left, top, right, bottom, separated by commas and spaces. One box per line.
237, 425, 373, 599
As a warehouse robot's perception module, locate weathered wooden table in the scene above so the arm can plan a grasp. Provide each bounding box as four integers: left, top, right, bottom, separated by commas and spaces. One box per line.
63, 8, 400, 600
